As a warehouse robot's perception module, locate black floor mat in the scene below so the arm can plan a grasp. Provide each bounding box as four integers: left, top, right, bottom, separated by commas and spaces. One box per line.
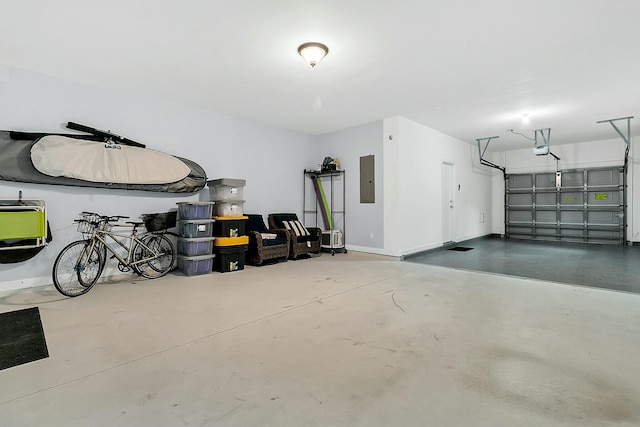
0, 307, 49, 370
448, 247, 473, 252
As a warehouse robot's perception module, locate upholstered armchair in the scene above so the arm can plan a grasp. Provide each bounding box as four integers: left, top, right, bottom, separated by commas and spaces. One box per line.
245, 214, 290, 265
268, 213, 321, 259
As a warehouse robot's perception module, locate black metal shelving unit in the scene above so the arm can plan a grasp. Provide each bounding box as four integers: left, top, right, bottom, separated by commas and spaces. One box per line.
303, 169, 346, 255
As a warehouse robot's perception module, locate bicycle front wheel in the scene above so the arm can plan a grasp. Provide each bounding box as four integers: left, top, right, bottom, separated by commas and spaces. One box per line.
52, 240, 104, 297
133, 234, 175, 279
95, 239, 108, 279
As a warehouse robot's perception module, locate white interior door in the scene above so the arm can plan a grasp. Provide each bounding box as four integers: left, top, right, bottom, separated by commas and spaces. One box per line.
442, 162, 454, 243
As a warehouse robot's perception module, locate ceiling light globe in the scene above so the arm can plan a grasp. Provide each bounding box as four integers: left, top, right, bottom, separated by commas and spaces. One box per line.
298, 42, 329, 68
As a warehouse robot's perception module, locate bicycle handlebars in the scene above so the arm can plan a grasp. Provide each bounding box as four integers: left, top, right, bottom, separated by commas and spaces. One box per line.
77, 212, 129, 222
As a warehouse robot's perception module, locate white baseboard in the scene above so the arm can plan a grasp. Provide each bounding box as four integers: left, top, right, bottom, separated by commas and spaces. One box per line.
0, 276, 51, 292
0, 270, 133, 293
401, 242, 443, 257
345, 245, 400, 258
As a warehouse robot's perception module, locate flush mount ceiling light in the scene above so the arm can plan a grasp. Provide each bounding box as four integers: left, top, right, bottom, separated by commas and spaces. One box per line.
298, 42, 329, 68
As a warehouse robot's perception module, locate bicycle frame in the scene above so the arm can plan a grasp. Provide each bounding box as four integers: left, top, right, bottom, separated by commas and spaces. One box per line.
86, 226, 163, 268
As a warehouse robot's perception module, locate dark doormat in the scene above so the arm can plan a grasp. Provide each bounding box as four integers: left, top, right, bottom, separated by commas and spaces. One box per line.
448, 247, 474, 252
0, 307, 49, 371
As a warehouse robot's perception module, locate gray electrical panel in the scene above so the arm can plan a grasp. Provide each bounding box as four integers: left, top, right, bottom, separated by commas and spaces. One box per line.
360, 155, 375, 203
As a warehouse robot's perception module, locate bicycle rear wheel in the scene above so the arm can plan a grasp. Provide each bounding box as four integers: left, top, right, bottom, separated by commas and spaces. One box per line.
133, 234, 175, 279
52, 240, 103, 297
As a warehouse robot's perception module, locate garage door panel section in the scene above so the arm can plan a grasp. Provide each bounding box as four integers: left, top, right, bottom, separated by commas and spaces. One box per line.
561, 171, 584, 187
535, 173, 556, 189
535, 192, 556, 206
507, 193, 533, 206
505, 167, 625, 244
588, 169, 619, 186
560, 192, 583, 206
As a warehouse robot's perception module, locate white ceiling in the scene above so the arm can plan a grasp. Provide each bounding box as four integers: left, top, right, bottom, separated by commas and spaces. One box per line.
1, 1, 639, 151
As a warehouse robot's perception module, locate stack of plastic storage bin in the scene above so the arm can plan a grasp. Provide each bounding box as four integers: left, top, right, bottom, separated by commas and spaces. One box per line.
176, 202, 215, 276
207, 178, 248, 273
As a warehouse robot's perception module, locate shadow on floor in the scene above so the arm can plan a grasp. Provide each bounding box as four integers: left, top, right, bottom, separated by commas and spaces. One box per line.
405, 236, 640, 294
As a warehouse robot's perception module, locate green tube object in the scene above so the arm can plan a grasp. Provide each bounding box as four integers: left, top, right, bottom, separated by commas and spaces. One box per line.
313, 177, 332, 229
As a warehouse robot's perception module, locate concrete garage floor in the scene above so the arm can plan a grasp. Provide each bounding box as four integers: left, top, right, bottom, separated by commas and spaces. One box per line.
406, 237, 640, 294
1, 251, 640, 426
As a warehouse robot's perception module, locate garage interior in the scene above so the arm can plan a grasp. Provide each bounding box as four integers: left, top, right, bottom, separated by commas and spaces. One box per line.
1, 1, 640, 426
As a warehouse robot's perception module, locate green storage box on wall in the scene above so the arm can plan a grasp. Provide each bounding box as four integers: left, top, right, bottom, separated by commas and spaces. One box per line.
0, 211, 46, 240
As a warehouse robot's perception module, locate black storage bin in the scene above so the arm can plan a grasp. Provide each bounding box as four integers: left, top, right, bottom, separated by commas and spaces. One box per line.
142, 211, 177, 232
213, 244, 248, 272
213, 216, 247, 238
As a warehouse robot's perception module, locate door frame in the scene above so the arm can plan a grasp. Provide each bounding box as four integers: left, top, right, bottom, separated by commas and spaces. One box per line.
442, 161, 455, 244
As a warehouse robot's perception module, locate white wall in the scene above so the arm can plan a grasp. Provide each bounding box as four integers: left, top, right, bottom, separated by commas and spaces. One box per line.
383, 117, 494, 256
0, 64, 315, 290
314, 121, 384, 251
383, 118, 401, 255
491, 137, 638, 243
632, 139, 639, 242
500, 138, 625, 173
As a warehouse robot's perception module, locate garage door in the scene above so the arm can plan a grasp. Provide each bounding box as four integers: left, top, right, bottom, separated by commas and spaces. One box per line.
505, 167, 625, 244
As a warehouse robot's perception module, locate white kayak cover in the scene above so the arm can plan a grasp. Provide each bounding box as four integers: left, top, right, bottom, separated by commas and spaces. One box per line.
30, 136, 191, 185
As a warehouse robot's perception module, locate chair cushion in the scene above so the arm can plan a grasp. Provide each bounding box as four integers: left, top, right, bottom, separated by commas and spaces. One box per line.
246, 214, 267, 233
296, 234, 320, 244
283, 220, 309, 237
262, 236, 288, 247
269, 213, 299, 229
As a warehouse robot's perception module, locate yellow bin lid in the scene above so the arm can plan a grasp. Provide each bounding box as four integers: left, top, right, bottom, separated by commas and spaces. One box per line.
214, 235, 249, 246
213, 216, 248, 220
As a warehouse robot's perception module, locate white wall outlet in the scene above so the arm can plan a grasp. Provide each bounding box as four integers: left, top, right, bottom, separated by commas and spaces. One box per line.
479, 212, 485, 224
369, 232, 374, 239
